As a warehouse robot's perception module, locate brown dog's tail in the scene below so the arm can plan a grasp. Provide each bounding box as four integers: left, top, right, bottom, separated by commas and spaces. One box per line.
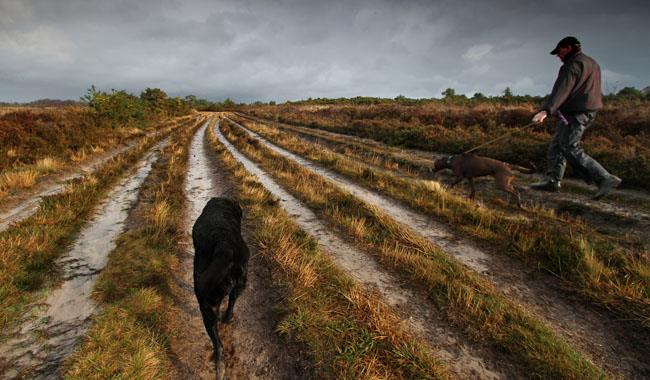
509, 162, 537, 174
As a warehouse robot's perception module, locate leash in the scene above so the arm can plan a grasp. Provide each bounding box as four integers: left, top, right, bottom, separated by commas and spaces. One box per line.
463, 121, 536, 154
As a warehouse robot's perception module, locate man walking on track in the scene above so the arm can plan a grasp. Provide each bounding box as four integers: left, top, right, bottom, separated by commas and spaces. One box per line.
531, 36, 621, 200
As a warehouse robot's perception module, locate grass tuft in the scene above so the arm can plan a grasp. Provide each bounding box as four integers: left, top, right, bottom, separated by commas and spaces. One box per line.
33, 157, 62, 173
0, 170, 38, 191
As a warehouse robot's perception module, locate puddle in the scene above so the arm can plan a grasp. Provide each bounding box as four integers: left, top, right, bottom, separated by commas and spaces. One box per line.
215, 121, 505, 379
186, 120, 226, 222
226, 117, 492, 274
0, 140, 168, 379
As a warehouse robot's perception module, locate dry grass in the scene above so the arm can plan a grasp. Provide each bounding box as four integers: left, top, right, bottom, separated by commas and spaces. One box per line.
0, 169, 38, 190
146, 199, 172, 236
69, 148, 87, 163
220, 119, 608, 379
0, 157, 65, 192
231, 115, 650, 328
33, 156, 62, 173
209, 121, 451, 379
65, 290, 171, 379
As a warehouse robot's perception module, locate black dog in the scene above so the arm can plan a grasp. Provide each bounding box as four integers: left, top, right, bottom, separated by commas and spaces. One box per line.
192, 197, 249, 367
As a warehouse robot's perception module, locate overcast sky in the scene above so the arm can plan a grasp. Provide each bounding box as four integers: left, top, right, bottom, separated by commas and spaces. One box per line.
1, 0, 649, 103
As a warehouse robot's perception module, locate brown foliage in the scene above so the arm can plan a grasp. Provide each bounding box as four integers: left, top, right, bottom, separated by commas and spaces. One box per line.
0, 107, 153, 172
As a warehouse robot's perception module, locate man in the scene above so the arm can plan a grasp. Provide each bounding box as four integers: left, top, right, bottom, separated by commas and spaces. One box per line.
531, 36, 621, 200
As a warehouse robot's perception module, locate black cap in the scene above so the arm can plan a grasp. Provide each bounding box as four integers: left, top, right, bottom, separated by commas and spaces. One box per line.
550, 36, 581, 55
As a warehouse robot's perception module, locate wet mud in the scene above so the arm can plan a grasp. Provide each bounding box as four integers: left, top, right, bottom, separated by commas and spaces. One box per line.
0, 140, 168, 379
226, 117, 650, 379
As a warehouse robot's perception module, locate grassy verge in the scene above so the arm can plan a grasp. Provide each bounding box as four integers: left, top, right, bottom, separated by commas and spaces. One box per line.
0, 117, 197, 332
209, 120, 451, 379
220, 119, 608, 379
63, 116, 204, 378
228, 116, 650, 328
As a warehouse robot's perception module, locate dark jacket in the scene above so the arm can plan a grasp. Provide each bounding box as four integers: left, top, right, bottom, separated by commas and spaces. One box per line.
542, 52, 603, 115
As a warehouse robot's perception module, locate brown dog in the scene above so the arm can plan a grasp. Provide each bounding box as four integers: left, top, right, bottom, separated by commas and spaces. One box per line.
432, 153, 535, 207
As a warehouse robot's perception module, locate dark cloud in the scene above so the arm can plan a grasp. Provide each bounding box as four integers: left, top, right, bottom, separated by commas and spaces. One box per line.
1, 0, 649, 102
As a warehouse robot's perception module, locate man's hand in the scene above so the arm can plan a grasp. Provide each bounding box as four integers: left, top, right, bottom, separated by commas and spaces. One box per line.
532, 110, 548, 123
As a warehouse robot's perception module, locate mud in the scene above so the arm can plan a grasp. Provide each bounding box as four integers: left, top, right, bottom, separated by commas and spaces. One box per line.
0, 140, 168, 379
169, 119, 309, 379
216, 120, 520, 379
227, 117, 650, 379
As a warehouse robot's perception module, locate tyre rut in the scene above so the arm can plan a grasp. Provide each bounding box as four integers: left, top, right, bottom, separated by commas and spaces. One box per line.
169, 119, 308, 379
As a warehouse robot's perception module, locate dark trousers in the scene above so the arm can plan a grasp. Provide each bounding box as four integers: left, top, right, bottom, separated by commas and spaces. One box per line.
546, 111, 610, 184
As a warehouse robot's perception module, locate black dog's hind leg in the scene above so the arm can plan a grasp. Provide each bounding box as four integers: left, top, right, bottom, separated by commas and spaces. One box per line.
222, 272, 247, 323
199, 302, 222, 362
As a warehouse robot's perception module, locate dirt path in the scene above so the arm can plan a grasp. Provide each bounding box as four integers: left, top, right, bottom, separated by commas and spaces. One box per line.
215, 120, 531, 379
168, 119, 310, 379
0, 140, 168, 379
226, 117, 650, 379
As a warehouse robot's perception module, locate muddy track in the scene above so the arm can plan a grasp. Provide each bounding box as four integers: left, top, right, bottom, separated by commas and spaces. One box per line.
235, 112, 650, 225
168, 119, 311, 379
225, 116, 650, 379
0, 139, 169, 379
215, 120, 534, 379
